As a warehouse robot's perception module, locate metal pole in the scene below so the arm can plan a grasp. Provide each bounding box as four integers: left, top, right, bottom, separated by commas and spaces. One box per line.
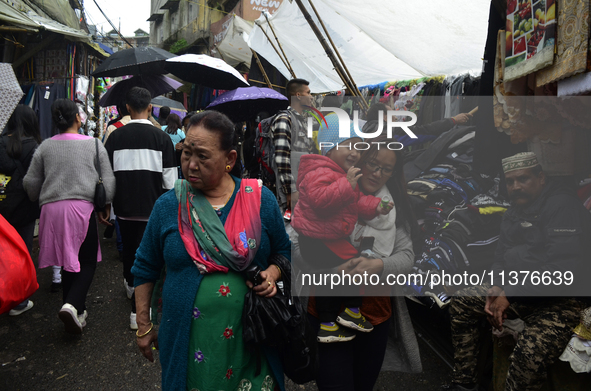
250, 49, 273, 89
255, 21, 296, 79
306, 0, 368, 108
292, 0, 360, 102
262, 11, 296, 79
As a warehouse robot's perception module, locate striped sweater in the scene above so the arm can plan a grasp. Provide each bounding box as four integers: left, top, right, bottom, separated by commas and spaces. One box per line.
104, 120, 176, 219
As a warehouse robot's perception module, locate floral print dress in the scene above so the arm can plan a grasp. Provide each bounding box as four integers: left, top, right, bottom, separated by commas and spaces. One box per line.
186, 270, 275, 391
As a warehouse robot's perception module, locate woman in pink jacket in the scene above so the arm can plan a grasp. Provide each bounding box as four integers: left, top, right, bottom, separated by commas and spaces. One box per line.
292, 128, 392, 344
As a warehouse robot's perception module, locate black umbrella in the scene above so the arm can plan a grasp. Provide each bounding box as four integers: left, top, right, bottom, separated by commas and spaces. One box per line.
92, 47, 176, 78
98, 75, 183, 107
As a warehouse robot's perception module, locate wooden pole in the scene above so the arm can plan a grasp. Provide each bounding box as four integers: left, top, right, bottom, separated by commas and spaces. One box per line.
262, 11, 296, 79
306, 0, 368, 109
255, 21, 296, 79
250, 49, 273, 89
292, 0, 365, 107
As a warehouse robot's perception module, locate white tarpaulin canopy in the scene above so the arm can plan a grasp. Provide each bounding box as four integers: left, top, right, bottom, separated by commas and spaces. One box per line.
246, 0, 490, 92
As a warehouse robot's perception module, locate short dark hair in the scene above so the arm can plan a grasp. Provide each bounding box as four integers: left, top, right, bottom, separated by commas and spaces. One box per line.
187, 110, 241, 177
286, 78, 310, 98
365, 103, 389, 122
126, 87, 151, 113
51, 99, 79, 133
530, 164, 543, 176
182, 111, 196, 128
320, 95, 341, 109
159, 106, 171, 120
116, 103, 129, 117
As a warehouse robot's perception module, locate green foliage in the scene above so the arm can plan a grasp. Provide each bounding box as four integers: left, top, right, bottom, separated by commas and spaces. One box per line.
170, 39, 188, 54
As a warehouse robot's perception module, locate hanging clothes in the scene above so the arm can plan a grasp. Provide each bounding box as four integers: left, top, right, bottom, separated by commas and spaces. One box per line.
34, 83, 67, 140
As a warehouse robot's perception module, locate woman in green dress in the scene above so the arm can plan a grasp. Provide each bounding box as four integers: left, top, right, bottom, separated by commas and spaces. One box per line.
132, 111, 291, 391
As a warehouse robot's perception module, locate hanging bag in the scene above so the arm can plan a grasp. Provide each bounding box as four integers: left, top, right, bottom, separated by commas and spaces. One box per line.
0, 214, 39, 314
93, 138, 106, 210
242, 253, 319, 384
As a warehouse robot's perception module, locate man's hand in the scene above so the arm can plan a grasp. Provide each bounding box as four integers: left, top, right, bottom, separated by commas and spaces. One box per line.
451, 113, 473, 124
485, 286, 509, 331
97, 204, 112, 226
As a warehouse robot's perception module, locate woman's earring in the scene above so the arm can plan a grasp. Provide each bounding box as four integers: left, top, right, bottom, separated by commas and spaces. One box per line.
226, 165, 231, 171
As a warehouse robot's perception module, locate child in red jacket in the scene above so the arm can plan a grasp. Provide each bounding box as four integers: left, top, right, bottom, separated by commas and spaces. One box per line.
292, 134, 393, 343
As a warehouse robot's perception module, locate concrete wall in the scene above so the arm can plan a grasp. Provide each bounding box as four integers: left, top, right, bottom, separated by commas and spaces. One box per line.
149, 0, 226, 52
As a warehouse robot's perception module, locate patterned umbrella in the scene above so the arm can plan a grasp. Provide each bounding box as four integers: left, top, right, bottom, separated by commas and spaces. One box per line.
206, 86, 288, 122
0, 63, 24, 131
98, 74, 183, 107
151, 96, 187, 120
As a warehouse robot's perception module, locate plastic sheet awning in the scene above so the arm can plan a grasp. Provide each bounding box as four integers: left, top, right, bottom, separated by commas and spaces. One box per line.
0, 3, 40, 30
213, 15, 254, 68
0, 3, 90, 41
26, 11, 90, 41
246, 0, 490, 93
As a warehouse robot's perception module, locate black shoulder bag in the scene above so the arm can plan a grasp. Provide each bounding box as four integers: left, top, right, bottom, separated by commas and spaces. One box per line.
94, 138, 107, 210
243, 253, 319, 384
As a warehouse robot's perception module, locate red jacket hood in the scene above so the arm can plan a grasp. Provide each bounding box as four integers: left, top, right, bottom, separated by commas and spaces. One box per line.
292, 154, 381, 240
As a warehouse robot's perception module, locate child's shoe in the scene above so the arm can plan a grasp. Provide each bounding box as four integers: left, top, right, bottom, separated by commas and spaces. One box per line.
317, 322, 356, 343
336, 308, 374, 333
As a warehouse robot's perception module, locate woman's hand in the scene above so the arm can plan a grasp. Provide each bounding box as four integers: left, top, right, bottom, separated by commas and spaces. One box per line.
340, 256, 384, 277
97, 204, 112, 226
135, 283, 157, 362
137, 324, 158, 362
376, 201, 394, 215
246, 265, 280, 298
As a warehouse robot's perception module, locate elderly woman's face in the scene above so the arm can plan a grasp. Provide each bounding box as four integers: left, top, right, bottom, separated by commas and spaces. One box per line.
358, 148, 397, 195
181, 125, 236, 191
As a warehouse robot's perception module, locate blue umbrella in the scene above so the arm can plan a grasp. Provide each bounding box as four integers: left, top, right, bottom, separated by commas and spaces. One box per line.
206, 86, 288, 122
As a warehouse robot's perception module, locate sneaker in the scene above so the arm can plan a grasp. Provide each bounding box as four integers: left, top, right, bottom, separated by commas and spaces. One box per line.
51, 282, 62, 293
317, 323, 356, 343
336, 308, 374, 333
130, 312, 138, 330
58, 304, 83, 334
426, 291, 451, 309
9, 300, 34, 316
124, 279, 134, 300
78, 310, 88, 328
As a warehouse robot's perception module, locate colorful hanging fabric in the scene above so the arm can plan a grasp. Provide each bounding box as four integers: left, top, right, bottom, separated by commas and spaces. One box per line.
536, 0, 589, 86
505, 0, 557, 81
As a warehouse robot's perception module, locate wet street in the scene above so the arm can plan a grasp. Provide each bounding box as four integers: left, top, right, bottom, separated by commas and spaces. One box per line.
0, 226, 450, 391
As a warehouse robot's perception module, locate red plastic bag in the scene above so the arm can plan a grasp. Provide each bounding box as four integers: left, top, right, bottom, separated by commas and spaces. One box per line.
0, 214, 38, 314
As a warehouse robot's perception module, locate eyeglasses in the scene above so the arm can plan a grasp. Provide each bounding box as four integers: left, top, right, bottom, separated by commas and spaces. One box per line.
365, 161, 394, 177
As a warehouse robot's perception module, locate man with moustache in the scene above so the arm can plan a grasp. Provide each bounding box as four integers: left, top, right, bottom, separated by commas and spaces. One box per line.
445, 152, 591, 391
